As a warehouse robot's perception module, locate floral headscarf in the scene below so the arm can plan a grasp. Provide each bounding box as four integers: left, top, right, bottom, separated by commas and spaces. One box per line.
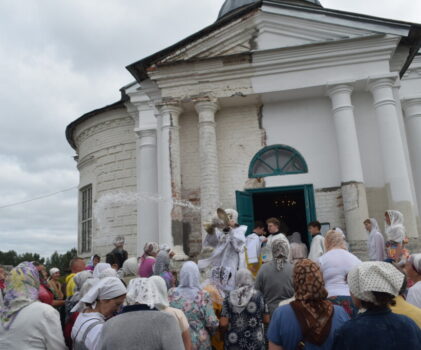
201, 266, 232, 304
148, 276, 171, 310
272, 238, 290, 271
141, 242, 159, 263
229, 269, 255, 314
290, 259, 333, 346
1, 262, 40, 330
126, 278, 156, 308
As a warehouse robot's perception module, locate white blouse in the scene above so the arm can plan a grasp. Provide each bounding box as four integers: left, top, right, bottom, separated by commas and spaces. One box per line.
318, 249, 362, 297
72, 312, 105, 350
0, 301, 67, 350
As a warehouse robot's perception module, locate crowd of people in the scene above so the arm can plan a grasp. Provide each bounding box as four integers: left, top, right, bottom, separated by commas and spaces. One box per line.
1, 209, 421, 349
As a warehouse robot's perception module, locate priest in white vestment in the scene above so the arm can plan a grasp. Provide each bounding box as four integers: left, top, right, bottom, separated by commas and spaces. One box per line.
198, 209, 247, 291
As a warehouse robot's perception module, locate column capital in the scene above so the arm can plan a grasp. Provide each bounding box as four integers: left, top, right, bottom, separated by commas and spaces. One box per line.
402, 96, 421, 120
193, 97, 219, 114
158, 102, 183, 116
158, 102, 183, 128
367, 74, 399, 108
326, 83, 354, 98
326, 83, 354, 114
367, 73, 399, 92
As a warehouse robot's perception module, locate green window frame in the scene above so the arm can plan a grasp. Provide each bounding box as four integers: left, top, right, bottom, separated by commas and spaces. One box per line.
249, 145, 308, 178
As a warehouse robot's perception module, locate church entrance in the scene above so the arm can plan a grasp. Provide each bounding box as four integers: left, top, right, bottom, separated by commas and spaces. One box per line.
236, 185, 316, 246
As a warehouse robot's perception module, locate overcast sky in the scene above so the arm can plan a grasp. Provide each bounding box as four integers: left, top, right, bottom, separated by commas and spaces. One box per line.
1, 0, 420, 258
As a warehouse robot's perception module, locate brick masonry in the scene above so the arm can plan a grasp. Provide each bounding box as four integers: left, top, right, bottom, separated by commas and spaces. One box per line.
75, 108, 138, 258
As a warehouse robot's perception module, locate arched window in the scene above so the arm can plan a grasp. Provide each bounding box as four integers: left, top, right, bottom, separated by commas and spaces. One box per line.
249, 145, 308, 178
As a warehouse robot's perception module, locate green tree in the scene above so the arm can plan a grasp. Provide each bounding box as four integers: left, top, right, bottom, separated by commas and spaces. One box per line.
45, 248, 78, 274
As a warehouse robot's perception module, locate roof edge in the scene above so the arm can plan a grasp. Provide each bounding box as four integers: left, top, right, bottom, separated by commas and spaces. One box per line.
126, 0, 419, 83
65, 92, 129, 150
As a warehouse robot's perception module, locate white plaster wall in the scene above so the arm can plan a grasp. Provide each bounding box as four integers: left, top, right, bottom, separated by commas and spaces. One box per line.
352, 92, 386, 188
74, 108, 137, 258
262, 97, 341, 189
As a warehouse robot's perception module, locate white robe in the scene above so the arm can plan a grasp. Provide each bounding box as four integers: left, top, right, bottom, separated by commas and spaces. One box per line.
368, 230, 386, 261
308, 234, 325, 262
246, 233, 263, 264
199, 225, 247, 291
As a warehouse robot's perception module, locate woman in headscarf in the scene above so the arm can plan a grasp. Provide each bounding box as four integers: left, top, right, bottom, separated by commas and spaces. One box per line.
333, 262, 421, 350
138, 242, 159, 278
364, 218, 386, 261
48, 267, 64, 301
64, 270, 94, 348
255, 238, 294, 315
93, 263, 117, 280
153, 250, 175, 289
99, 277, 184, 350
149, 276, 192, 350
268, 259, 349, 350
71, 276, 126, 350
168, 261, 219, 350
0, 262, 67, 350
86, 255, 101, 271
119, 257, 139, 285
385, 210, 407, 262
220, 269, 269, 350
202, 266, 231, 350
288, 232, 308, 263
318, 230, 361, 317
405, 253, 421, 308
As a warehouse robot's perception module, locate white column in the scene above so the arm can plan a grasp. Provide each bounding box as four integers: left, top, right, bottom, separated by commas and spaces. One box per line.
135, 128, 158, 257
369, 77, 418, 238
327, 84, 369, 246
157, 103, 188, 259
194, 98, 220, 240
402, 97, 421, 220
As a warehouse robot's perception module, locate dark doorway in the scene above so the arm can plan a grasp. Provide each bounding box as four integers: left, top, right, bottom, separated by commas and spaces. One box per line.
253, 189, 309, 246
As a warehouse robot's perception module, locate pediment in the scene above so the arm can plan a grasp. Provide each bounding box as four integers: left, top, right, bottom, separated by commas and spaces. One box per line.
157, 10, 381, 65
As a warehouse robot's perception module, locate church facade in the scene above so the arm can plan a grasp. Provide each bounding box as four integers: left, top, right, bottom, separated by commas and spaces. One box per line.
66, 0, 421, 259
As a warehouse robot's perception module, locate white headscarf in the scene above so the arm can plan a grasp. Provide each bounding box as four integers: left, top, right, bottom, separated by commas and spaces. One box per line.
72, 277, 126, 312
229, 269, 255, 314
126, 278, 156, 308
385, 210, 406, 243
70, 271, 94, 303
288, 232, 302, 244
409, 254, 421, 274
177, 261, 201, 300
49, 267, 59, 276
93, 263, 117, 279
122, 257, 139, 277
159, 244, 171, 253
347, 262, 404, 305
149, 276, 170, 310
369, 218, 380, 234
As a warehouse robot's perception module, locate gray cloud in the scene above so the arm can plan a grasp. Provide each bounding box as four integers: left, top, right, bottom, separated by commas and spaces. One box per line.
0, 0, 419, 257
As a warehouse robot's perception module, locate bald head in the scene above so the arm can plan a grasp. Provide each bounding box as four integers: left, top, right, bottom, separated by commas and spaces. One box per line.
70, 258, 85, 273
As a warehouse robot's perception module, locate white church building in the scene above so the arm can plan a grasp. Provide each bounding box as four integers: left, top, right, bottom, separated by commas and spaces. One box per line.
66, 0, 421, 259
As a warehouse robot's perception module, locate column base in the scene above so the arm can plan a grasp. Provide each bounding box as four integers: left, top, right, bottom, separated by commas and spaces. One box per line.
342, 182, 369, 242
172, 245, 189, 261
348, 240, 369, 261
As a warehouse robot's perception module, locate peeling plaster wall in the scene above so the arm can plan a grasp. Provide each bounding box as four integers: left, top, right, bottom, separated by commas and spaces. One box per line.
216, 105, 265, 208
75, 109, 137, 258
